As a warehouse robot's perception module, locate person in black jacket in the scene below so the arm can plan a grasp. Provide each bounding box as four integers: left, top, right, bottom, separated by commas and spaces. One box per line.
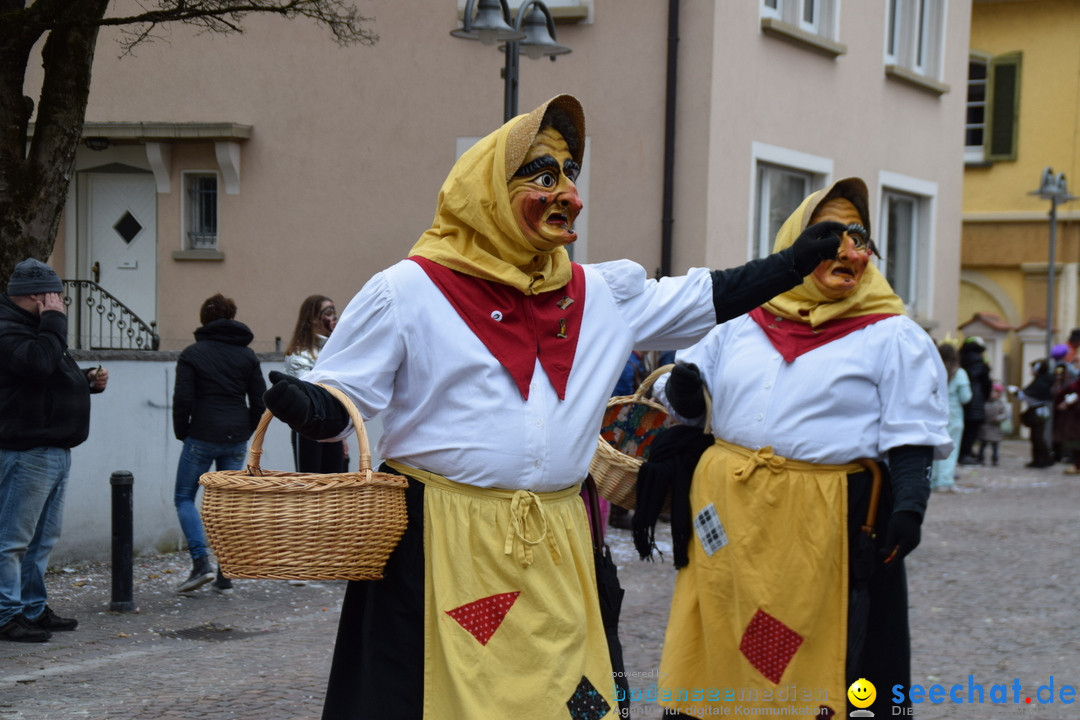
172, 294, 266, 594
959, 336, 992, 465
0, 259, 109, 643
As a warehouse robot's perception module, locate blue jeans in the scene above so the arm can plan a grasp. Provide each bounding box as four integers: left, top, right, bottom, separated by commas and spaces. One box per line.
175, 438, 246, 561
0, 447, 72, 626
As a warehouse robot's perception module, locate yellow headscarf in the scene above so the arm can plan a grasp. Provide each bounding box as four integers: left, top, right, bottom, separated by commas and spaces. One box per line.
762, 177, 906, 326
408, 95, 585, 295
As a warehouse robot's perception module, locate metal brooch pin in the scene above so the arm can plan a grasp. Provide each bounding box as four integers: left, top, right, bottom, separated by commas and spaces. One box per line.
557, 319, 568, 338
557, 296, 574, 310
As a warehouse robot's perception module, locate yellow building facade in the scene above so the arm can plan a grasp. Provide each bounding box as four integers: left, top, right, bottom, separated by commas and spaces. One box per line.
963, 0, 1080, 385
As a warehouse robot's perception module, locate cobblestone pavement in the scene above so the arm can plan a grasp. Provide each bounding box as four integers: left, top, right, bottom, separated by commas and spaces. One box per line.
1, 440, 1077, 719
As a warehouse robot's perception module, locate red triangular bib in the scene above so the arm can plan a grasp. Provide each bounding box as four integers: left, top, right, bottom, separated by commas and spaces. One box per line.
410, 256, 585, 400
749, 306, 895, 363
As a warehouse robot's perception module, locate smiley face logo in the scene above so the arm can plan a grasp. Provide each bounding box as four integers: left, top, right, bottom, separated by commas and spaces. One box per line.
847, 678, 876, 709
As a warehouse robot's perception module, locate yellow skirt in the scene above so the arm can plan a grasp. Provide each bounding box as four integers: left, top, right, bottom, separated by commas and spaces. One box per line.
387, 461, 616, 720
657, 441, 859, 719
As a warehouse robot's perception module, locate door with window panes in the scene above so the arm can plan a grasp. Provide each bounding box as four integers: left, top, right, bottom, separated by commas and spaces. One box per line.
85, 172, 158, 327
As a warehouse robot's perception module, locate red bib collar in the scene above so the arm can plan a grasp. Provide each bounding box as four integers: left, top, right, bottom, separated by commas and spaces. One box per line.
410, 256, 585, 400
749, 306, 895, 362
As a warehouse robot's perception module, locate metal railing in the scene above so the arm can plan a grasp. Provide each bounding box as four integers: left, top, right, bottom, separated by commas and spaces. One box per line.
62, 279, 160, 351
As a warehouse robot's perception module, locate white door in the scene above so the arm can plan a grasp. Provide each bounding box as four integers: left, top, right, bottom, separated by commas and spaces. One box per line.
85, 173, 157, 326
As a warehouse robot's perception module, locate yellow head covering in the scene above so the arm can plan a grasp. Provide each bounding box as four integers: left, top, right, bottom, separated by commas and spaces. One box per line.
409, 95, 585, 295
762, 177, 906, 326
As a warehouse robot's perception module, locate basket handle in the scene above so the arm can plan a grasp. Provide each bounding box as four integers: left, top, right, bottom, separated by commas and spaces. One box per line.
625, 362, 713, 435
246, 383, 374, 481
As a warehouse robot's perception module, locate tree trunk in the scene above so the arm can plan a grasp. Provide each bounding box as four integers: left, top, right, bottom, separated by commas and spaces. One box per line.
0, 1, 109, 282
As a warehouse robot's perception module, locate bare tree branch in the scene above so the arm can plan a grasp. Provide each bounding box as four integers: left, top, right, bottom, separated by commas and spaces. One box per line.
38, 1, 377, 49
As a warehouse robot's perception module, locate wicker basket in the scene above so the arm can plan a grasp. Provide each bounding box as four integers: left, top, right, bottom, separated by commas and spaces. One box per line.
199, 384, 408, 581
589, 364, 711, 510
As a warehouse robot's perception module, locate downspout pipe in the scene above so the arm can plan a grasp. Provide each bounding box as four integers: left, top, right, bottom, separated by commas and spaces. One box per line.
660, 0, 680, 277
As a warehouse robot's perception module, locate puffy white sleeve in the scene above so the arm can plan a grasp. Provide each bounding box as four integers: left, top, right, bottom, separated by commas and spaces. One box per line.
305, 271, 405, 423
590, 259, 715, 351
876, 320, 953, 459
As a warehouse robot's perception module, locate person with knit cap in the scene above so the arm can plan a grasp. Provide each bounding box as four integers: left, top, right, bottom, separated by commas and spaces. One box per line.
0, 259, 109, 643
654, 178, 951, 718
261, 95, 844, 719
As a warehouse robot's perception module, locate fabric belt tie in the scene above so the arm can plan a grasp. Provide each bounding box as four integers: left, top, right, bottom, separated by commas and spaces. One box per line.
384, 459, 569, 568
732, 446, 787, 482
504, 490, 562, 568
714, 438, 864, 480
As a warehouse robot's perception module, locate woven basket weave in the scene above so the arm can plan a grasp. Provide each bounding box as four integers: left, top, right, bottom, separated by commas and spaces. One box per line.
199, 384, 408, 581
589, 364, 711, 510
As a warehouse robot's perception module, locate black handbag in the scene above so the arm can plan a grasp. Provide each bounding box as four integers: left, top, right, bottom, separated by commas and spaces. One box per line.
584, 474, 630, 716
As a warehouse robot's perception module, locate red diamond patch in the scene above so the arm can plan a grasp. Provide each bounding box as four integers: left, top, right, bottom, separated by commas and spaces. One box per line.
739, 609, 803, 683
445, 591, 521, 645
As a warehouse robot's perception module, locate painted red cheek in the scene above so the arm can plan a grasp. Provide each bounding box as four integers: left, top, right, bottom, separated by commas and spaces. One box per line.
519, 192, 549, 230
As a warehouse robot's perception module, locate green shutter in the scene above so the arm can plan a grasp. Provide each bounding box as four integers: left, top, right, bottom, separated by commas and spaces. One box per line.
987, 52, 1021, 161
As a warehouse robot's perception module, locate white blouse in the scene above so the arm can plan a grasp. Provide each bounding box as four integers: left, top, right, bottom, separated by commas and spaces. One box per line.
656, 313, 953, 464
306, 259, 716, 491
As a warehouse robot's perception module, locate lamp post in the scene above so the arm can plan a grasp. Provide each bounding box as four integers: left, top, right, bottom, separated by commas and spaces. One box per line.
452, 0, 572, 122
1029, 167, 1077, 443
1029, 167, 1078, 365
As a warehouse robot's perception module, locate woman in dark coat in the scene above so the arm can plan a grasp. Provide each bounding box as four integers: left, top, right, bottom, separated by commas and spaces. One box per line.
959, 336, 992, 464
1019, 360, 1054, 469
172, 294, 266, 593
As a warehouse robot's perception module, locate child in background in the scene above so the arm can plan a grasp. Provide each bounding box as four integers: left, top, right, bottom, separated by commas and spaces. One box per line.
932, 342, 971, 492
978, 382, 1008, 466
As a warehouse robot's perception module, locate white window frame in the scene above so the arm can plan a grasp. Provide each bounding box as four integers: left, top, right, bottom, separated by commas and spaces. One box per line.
759, 0, 838, 40
884, 0, 947, 81
965, 53, 990, 163
748, 142, 833, 260
877, 171, 938, 319
800, 0, 819, 34
182, 170, 220, 251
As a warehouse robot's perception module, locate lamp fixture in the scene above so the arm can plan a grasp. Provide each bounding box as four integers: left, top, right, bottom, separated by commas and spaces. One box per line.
512, 2, 572, 60
452, 0, 573, 122
451, 0, 526, 46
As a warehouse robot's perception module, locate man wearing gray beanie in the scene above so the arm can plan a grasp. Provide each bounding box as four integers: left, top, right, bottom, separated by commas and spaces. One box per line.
0, 258, 109, 643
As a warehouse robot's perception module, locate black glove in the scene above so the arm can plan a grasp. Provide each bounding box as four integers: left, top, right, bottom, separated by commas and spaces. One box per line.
264, 370, 349, 440
788, 220, 847, 276
666, 362, 707, 420
880, 510, 922, 565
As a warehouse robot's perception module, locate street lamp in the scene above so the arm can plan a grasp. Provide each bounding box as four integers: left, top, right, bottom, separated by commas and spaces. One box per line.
1029, 167, 1077, 443
1029, 167, 1078, 366
452, 0, 572, 122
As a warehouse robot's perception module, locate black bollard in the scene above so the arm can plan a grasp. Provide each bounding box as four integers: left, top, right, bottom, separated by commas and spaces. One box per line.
109, 471, 136, 612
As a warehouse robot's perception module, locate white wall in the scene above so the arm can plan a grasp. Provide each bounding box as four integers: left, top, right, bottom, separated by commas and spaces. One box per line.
55, 357, 379, 565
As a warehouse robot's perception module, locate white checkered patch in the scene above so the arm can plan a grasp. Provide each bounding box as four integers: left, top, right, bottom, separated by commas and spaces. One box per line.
694, 503, 728, 556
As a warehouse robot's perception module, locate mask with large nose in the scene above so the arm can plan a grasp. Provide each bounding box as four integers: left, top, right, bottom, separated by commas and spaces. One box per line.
507, 126, 583, 251
808, 197, 872, 299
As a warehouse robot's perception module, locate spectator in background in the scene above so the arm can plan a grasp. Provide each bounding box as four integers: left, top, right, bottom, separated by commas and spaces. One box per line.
959, 336, 992, 465
1051, 343, 1072, 463
977, 382, 1008, 467
283, 295, 347, 474
1054, 365, 1080, 475
1065, 328, 1080, 364
0, 259, 109, 643
172, 294, 266, 595
931, 341, 970, 491
1017, 360, 1054, 469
